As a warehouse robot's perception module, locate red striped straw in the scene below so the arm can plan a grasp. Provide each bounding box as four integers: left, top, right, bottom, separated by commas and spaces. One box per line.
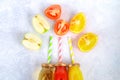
58, 37, 62, 63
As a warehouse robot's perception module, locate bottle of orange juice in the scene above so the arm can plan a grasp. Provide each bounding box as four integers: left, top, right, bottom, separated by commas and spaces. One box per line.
68, 63, 83, 80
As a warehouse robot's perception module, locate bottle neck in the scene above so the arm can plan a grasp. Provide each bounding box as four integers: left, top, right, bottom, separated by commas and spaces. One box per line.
56, 66, 66, 70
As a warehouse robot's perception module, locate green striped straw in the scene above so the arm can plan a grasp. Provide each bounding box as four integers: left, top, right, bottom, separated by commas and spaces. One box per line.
48, 36, 53, 63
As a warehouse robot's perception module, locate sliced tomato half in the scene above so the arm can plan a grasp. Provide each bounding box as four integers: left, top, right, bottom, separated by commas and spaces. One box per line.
45, 4, 61, 20
78, 33, 98, 52
54, 19, 69, 36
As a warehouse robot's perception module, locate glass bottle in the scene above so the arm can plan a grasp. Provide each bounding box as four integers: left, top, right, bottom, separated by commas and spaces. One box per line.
54, 63, 68, 80
38, 63, 54, 80
68, 63, 83, 80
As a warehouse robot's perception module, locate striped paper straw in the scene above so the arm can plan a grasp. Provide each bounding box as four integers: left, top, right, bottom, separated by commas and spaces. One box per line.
68, 37, 75, 64
58, 37, 62, 63
48, 36, 53, 63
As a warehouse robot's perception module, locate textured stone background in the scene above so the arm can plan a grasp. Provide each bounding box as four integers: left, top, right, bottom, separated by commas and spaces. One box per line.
0, 0, 120, 80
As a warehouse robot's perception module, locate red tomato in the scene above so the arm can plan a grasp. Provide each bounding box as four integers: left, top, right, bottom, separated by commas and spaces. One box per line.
45, 4, 61, 20
54, 19, 69, 36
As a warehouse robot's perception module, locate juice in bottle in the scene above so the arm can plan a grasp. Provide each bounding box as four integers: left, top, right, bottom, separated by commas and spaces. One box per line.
68, 63, 83, 80
38, 63, 54, 80
54, 63, 68, 80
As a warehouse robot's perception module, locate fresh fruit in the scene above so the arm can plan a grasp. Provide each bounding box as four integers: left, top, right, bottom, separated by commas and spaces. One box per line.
78, 33, 98, 52
45, 4, 61, 20
54, 19, 69, 36
70, 12, 86, 33
32, 14, 50, 34
22, 33, 42, 50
